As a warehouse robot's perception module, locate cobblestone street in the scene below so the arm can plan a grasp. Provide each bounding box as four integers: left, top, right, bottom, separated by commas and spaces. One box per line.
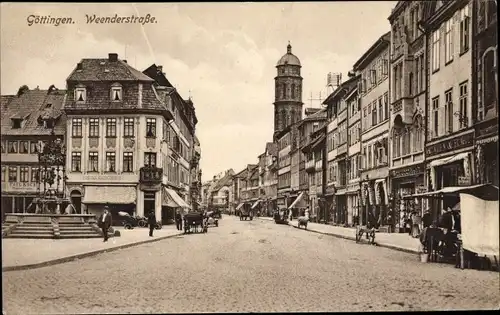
3, 216, 499, 313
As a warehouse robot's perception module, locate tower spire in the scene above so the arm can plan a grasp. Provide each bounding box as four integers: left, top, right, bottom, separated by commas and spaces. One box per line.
287, 41, 292, 54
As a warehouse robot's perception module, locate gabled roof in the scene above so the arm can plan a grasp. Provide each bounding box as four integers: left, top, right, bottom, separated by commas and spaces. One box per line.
67, 58, 154, 82
1, 88, 66, 136
249, 166, 259, 180
352, 32, 391, 71
301, 108, 327, 123
213, 169, 235, 191
322, 75, 360, 106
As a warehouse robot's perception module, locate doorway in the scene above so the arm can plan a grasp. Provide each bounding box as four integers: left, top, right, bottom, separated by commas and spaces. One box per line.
70, 190, 82, 214
143, 192, 156, 218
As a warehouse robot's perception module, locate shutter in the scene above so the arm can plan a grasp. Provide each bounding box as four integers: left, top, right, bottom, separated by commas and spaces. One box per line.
438, 106, 445, 137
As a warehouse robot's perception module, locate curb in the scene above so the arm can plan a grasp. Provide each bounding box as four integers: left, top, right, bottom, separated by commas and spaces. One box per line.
2, 232, 183, 272
259, 217, 419, 255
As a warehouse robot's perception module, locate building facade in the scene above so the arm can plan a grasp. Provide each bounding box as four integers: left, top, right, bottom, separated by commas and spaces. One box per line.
472, 0, 498, 187
258, 142, 278, 216
353, 32, 391, 230
387, 2, 427, 232
63, 53, 175, 224
143, 64, 199, 219
1, 86, 66, 216
424, 0, 475, 221
273, 43, 303, 138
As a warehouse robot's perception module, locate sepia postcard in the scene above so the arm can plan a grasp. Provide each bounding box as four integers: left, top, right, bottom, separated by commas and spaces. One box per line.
1, 2, 499, 314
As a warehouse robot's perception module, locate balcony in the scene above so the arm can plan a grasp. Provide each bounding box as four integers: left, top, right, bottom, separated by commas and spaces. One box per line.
391, 98, 414, 124
139, 166, 163, 185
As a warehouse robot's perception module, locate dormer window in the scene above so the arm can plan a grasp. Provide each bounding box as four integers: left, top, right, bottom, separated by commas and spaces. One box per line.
111, 83, 123, 102
75, 87, 86, 103
12, 119, 22, 129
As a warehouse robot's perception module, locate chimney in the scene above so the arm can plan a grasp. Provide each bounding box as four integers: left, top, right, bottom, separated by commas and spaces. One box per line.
123, 60, 127, 63
108, 53, 118, 62
157, 65, 163, 72
76, 63, 83, 71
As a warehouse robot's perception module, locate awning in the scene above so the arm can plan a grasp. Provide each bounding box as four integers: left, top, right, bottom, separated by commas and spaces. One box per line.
288, 192, 304, 209
251, 200, 261, 209
82, 186, 136, 204
403, 184, 499, 201
163, 187, 191, 209
429, 152, 469, 168
236, 203, 244, 210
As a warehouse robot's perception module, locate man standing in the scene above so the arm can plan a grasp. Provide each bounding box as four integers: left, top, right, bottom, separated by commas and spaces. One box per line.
148, 210, 156, 237
98, 206, 112, 242
175, 210, 183, 231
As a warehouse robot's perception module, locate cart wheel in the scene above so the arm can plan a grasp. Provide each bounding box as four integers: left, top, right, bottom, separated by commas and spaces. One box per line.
124, 224, 132, 230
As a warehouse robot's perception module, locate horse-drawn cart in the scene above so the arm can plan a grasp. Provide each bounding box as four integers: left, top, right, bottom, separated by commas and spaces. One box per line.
183, 212, 207, 234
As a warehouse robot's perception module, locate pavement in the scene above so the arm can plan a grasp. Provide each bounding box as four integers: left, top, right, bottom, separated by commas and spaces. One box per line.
258, 216, 421, 254
2, 225, 183, 271
2, 215, 498, 313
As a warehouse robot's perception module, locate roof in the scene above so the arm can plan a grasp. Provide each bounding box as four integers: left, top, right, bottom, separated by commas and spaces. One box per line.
322, 75, 360, 105
1, 88, 66, 136
67, 58, 154, 82
276, 43, 301, 67
213, 169, 235, 191
302, 108, 327, 122
249, 166, 259, 180
265, 142, 278, 156
352, 31, 391, 71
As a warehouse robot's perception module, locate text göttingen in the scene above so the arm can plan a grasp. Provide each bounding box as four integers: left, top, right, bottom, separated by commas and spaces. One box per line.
26, 14, 157, 26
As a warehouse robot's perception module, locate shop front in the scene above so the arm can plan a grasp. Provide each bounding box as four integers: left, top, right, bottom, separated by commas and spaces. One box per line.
334, 188, 347, 225
360, 181, 375, 226
82, 185, 137, 226
389, 163, 425, 233
346, 183, 360, 227
475, 134, 498, 186
163, 186, 191, 224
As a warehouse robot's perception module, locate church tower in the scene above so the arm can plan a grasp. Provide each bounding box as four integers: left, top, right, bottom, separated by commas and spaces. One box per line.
273, 42, 303, 138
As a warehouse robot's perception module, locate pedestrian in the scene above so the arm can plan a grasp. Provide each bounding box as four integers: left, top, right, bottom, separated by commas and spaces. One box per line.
98, 206, 112, 242
148, 210, 156, 237
422, 209, 432, 228
175, 210, 183, 231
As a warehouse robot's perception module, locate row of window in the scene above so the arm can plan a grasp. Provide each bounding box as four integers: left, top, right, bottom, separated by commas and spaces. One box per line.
393, 122, 424, 159
275, 82, 301, 101
74, 84, 123, 104
362, 142, 388, 170
2, 166, 40, 183
431, 5, 470, 73
278, 172, 291, 189
361, 56, 389, 94
363, 92, 389, 131
1, 140, 43, 154
431, 81, 468, 139
70, 151, 139, 173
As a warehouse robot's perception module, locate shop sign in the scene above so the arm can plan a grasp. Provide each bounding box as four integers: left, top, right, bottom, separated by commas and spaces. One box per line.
83, 175, 123, 181
3, 182, 38, 192
416, 185, 426, 194
476, 118, 498, 138
389, 164, 424, 179
458, 176, 471, 186
425, 132, 474, 157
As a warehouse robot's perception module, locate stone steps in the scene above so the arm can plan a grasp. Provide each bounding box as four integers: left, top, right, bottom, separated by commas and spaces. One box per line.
9, 234, 55, 239
11, 229, 54, 235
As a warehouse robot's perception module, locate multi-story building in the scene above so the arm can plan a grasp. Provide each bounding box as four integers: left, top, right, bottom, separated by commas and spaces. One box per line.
424, 0, 474, 221
323, 76, 359, 226
63, 53, 175, 224
1, 86, 66, 216
345, 81, 362, 226
208, 169, 234, 212
240, 164, 259, 213
472, 0, 498, 186
143, 64, 199, 219
297, 108, 327, 218
387, 1, 427, 232
258, 142, 278, 216
190, 136, 202, 212
232, 167, 248, 214
276, 126, 292, 209
273, 42, 303, 139
354, 32, 390, 230
301, 124, 327, 222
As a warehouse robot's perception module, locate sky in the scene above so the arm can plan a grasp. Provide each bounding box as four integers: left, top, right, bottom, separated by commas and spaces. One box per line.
1, 2, 396, 182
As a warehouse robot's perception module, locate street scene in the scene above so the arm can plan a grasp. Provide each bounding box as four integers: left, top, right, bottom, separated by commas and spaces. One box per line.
1, 1, 499, 314
3, 216, 499, 313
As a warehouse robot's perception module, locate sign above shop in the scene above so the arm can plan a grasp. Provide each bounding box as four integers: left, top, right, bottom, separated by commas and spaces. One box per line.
458, 176, 471, 186
389, 163, 424, 179
426, 132, 474, 157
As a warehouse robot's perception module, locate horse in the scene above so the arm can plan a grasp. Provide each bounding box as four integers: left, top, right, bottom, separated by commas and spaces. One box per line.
297, 211, 310, 230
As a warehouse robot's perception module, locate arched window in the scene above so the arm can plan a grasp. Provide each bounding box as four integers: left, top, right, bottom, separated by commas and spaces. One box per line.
291, 83, 296, 99
392, 127, 401, 158
282, 83, 286, 99
413, 115, 423, 152
281, 110, 286, 128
